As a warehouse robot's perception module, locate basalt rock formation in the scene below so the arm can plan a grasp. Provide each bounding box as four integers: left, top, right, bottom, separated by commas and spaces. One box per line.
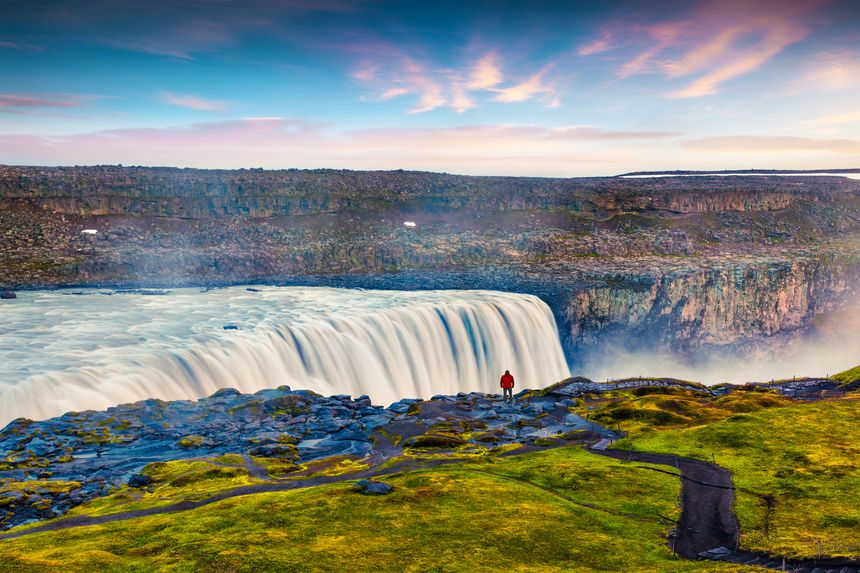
2, 165, 860, 362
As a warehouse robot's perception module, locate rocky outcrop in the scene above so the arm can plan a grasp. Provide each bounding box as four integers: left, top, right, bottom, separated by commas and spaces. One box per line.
564, 258, 860, 354
0, 381, 618, 530
3, 166, 857, 218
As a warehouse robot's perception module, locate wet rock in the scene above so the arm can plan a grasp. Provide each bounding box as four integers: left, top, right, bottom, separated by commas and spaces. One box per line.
387, 402, 412, 414
128, 474, 154, 488
354, 479, 392, 495
0, 291, 16, 300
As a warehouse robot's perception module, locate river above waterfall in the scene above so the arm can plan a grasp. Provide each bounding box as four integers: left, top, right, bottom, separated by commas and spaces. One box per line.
0, 286, 570, 426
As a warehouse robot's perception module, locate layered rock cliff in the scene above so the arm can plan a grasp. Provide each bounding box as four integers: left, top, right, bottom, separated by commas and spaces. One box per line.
2, 165, 860, 365
564, 257, 860, 355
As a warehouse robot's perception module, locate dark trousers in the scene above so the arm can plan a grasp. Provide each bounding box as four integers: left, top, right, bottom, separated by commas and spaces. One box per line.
503, 387, 513, 402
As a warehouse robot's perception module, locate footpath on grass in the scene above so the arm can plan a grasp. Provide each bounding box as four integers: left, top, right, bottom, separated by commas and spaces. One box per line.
2, 377, 859, 572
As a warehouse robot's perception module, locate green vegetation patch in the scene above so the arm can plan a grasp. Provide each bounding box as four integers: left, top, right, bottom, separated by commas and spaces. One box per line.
617, 396, 860, 559
20, 459, 258, 524
833, 364, 860, 388
0, 480, 81, 495
0, 446, 753, 573
572, 386, 793, 436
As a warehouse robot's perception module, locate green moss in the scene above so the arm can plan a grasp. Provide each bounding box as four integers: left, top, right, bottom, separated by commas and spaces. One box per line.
571, 386, 793, 437
178, 435, 204, 448
617, 395, 860, 558
0, 480, 82, 495
404, 432, 466, 449
212, 454, 244, 465
0, 446, 750, 573
251, 457, 301, 478
832, 364, 860, 388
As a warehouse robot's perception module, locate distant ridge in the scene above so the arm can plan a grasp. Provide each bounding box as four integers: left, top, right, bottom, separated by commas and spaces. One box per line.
617, 168, 860, 177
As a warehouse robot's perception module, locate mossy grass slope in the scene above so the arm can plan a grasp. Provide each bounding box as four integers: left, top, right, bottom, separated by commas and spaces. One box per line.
616, 395, 860, 559
0, 446, 760, 572
570, 385, 792, 436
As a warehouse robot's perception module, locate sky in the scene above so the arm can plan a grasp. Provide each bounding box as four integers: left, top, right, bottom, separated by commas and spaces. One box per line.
1, 0, 859, 176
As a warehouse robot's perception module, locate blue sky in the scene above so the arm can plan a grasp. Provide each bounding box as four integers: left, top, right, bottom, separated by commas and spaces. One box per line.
1, 0, 859, 175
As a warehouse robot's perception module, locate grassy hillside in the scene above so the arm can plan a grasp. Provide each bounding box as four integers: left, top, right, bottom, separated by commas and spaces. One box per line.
0, 447, 758, 572
616, 395, 860, 559
568, 385, 793, 437
833, 364, 860, 388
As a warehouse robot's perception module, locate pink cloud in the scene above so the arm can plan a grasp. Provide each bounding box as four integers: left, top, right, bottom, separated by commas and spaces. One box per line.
449, 84, 474, 113
801, 50, 860, 91
160, 92, 228, 111
0, 93, 98, 114
550, 126, 680, 140
103, 21, 236, 60
808, 110, 860, 127
353, 47, 558, 113
6, 118, 858, 176
0, 120, 656, 176
583, 0, 815, 97
0, 94, 81, 108
685, 135, 860, 153
578, 31, 613, 56
466, 53, 503, 90
494, 69, 557, 105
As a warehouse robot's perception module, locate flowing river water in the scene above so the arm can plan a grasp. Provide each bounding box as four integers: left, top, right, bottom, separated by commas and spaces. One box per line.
0, 286, 570, 427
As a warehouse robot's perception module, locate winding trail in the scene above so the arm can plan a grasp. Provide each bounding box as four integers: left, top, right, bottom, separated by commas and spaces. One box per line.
4, 437, 860, 572
589, 447, 738, 558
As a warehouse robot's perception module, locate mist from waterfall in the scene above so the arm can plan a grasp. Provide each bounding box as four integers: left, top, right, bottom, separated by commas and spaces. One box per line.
0, 287, 570, 427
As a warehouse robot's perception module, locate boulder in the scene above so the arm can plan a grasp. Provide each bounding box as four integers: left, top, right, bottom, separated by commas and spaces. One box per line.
355, 479, 393, 495
0, 291, 16, 300
128, 473, 154, 488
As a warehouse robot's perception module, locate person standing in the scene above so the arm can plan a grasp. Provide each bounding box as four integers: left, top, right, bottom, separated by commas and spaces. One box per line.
500, 370, 515, 403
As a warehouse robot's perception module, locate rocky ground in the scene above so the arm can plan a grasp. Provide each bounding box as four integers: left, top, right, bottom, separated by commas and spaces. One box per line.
1, 375, 843, 532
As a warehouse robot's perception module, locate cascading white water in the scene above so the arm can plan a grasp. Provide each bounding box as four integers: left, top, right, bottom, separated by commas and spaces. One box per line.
0, 286, 570, 427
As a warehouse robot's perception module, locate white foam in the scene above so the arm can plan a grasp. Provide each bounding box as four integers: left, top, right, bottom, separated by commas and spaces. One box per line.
0, 287, 570, 426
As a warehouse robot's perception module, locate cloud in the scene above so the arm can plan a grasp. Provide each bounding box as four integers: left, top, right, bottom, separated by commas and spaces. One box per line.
578, 31, 613, 56
354, 49, 559, 113
807, 110, 860, 127
581, 0, 814, 97
466, 53, 503, 90
685, 135, 860, 154
550, 126, 681, 140
0, 119, 652, 176
380, 87, 410, 99
800, 50, 860, 91
494, 70, 556, 103
160, 92, 228, 111
102, 20, 236, 60
7, 117, 860, 176
0, 93, 96, 114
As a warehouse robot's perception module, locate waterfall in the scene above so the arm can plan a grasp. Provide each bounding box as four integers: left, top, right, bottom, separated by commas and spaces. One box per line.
0, 286, 570, 427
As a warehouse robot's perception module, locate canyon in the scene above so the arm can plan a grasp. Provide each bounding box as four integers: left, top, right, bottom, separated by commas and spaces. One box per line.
2, 165, 860, 373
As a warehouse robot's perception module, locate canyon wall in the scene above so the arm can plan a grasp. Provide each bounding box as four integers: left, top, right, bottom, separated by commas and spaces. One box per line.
3, 166, 857, 217
3, 165, 860, 368
563, 257, 860, 356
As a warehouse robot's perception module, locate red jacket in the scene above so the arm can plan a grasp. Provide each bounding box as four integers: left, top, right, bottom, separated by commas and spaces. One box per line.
500, 373, 515, 389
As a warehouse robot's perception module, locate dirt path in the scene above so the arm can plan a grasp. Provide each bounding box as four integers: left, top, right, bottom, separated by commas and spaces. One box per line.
592, 446, 860, 571
0, 443, 545, 542
589, 447, 738, 558
4, 441, 860, 571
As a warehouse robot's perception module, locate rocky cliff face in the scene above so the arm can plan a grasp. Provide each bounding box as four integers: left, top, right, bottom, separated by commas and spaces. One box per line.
3, 166, 856, 217
3, 165, 860, 366
564, 257, 860, 356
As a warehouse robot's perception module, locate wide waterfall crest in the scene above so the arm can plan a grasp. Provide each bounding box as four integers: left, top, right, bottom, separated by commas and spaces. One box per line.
0, 287, 570, 426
